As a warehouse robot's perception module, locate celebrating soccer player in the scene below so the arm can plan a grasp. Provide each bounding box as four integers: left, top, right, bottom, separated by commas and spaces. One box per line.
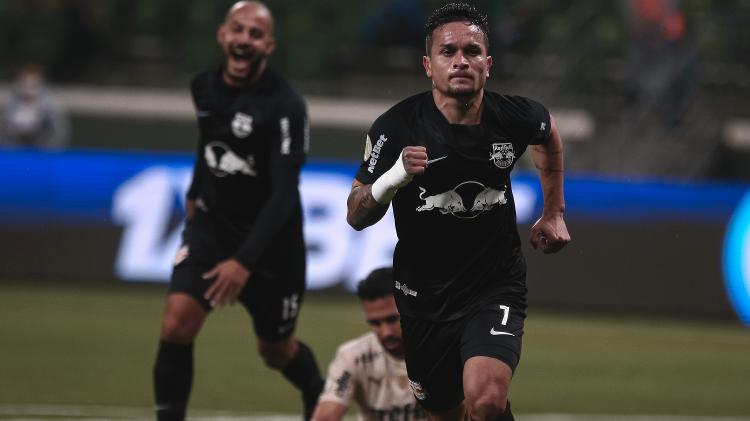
346, 3, 571, 420
152, 2, 323, 420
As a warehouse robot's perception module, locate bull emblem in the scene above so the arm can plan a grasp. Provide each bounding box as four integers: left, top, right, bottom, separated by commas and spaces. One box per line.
470, 187, 507, 211
416, 187, 467, 214
489, 142, 515, 168
416, 182, 508, 218
204, 142, 257, 177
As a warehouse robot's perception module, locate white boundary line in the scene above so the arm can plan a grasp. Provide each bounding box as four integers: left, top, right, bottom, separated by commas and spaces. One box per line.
1, 404, 749, 421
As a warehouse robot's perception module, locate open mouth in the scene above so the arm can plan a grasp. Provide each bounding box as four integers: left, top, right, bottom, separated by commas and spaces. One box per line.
226, 48, 256, 76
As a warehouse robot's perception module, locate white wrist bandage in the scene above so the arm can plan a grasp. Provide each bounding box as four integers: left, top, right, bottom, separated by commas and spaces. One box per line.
371, 152, 413, 204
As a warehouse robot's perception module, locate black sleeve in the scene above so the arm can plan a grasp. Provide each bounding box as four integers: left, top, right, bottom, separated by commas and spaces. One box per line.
233, 95, 307, 269
187, 76, 208, 200
514, 96, 551, 145
354, 112, 405, 185
186, 138, 205, 200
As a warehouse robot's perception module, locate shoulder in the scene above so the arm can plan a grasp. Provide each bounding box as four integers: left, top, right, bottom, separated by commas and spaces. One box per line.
266, 69, 307, 114
334, 333, 383, 367
371, 92, 430, 131
190, 68, 218, 94
336, 332, 379, 356
485, 92, 548, 115
189, 68, 221, 109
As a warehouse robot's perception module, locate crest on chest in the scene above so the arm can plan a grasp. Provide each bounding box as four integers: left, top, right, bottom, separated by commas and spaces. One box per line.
489, 142, 515, 168
231, 112, 254, 138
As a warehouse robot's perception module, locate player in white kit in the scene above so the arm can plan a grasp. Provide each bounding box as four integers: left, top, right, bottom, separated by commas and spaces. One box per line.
312, 268, 428, 421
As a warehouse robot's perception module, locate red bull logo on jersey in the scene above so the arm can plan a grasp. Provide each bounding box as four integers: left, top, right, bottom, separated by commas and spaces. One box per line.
204, 141, 257, 177
416, 181, 507, 219
489, 142, 515, 168
231, 112, 253, 138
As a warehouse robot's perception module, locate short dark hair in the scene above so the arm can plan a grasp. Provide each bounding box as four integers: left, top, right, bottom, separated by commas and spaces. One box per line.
424, 3, 489, 55
356, 267, 394, 301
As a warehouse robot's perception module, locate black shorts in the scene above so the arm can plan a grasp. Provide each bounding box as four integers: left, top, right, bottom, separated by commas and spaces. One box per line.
401, 302, 525, 412
169, 211, 306, 341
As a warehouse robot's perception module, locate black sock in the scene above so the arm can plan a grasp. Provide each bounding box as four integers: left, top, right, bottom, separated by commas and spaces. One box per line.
153, 341, 193, 421
281, 341, 325, 420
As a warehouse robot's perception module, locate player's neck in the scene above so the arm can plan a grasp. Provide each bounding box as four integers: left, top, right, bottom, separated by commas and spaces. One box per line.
432, 89, 484, 125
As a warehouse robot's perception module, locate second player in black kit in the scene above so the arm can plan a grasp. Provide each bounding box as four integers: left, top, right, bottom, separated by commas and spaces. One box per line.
152, 3, 323, 421
347, 3, 570, 421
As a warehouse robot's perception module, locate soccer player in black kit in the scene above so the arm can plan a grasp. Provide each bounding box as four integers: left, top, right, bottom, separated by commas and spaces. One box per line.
152, 2, 324, 420
346, 4, 571, 421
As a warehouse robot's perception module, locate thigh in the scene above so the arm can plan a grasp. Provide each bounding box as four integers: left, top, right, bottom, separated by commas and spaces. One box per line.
400, 314, 464, 413
240, 249, 306, 342
460, 302, 525, 373
169, 259, 217, 312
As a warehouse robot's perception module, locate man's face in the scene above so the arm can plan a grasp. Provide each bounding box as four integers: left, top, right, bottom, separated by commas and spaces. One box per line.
217, 4, 275, 85
362, 296, 404, 358
423, 21, 492, 99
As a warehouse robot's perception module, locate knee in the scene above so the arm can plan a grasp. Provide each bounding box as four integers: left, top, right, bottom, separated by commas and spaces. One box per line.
258, 340, 295, 369
160, 314, 200, 344
467, 388, 508, 420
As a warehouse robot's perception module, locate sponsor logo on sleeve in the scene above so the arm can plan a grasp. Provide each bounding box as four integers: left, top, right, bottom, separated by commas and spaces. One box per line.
280, 117, 291, 155
367, 134, 388, 173
363, 134, 373, 161
334, 371, 352, 397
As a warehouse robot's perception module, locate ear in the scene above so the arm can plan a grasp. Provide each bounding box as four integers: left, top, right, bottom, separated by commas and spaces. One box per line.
486, 55, 493, 77
266, 36, 277, 55
217, 24, 225, 46
422, 56, 432, 78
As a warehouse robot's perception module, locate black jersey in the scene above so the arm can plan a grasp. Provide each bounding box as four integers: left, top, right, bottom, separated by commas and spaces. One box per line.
355, 91, 551, 321
187, 67, 308, 270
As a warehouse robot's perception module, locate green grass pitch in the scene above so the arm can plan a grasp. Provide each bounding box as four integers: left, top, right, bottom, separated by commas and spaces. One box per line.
1, 280, 749, 418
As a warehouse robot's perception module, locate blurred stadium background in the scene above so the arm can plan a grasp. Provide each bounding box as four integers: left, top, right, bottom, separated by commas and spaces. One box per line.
1, 0, 749, 420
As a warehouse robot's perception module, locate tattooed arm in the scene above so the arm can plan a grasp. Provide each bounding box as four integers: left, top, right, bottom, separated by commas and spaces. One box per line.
346, 180, 390, 231
346, 146, 427, 231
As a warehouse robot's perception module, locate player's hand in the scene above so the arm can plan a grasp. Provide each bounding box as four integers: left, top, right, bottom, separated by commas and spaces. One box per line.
401, 146, 428, 176
530, 212, 570, 254
203, 258, 251, 308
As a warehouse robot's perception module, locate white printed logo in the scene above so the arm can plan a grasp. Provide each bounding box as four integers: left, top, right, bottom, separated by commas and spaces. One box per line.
204, 141, 256, 177
540, 121, 547, 131
490, 305, 514, 336
416, 182, 507, 219
173, 245, 189, 266
280, 117, 291, 155
363, 135, 373, 161
489, 142, 515, 169
408, 379, 428, 400
490, 328, 515, 336
367, 134, 388, 173
231, 112, 253, 138
395, 280, 417, 297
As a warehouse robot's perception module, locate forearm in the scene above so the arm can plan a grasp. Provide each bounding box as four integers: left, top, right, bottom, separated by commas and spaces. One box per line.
235, 166, 300, 268
532, 121, 565, 216
346, 183, 389, 231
